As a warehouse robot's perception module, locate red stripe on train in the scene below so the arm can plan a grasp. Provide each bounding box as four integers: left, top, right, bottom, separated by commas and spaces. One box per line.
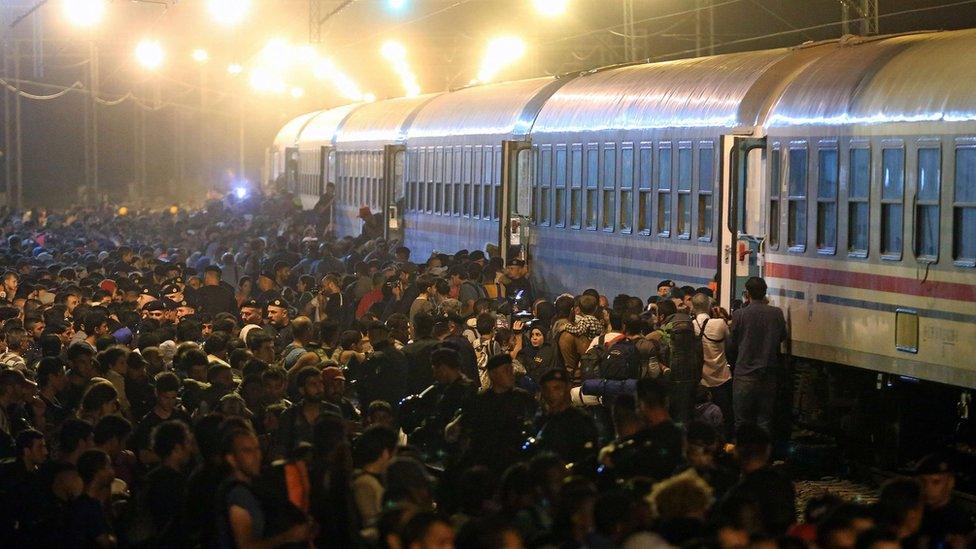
764, 262, 976, 301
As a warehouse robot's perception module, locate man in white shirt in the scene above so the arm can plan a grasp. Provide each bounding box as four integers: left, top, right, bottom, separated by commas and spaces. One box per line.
691, 293, 733, 436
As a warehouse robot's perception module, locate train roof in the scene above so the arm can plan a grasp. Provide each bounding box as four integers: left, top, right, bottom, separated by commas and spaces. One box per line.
530, 47, 803, 138
334, 94, 440, 147
273, 110, 320, 149
766, 28, 976, 134
404, 77, 569, 146
298, 103, 361, 149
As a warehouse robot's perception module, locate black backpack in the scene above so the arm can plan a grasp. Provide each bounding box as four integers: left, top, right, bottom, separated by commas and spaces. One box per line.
580, 335, 639, 380
659, 315, 704, 383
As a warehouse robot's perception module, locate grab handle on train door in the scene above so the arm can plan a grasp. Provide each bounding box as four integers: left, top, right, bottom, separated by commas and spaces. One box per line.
910, 191, 918, 259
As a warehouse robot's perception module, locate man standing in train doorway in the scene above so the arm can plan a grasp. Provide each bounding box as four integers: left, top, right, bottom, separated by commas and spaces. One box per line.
727, 276, 787, 435
358, 206, 384, 242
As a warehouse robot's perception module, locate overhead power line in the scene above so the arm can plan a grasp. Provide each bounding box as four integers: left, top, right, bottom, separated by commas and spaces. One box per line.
654, 0, 976, 60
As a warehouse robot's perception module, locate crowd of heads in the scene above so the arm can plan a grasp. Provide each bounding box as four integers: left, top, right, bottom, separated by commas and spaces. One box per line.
0, 191, 971, 549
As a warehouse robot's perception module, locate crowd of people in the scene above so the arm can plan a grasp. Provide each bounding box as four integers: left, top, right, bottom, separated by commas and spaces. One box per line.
0, 189, 972, 548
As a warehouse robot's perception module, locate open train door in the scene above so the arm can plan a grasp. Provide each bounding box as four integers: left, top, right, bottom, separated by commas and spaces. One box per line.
382, 144, 406, 242
284, 147, 300, 194
498, 140, 533, 266
317, 145, 333, 196
719, 136, 767, 310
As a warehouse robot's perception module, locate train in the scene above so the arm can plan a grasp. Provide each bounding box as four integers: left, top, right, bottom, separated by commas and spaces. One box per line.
269, 29, 976, 427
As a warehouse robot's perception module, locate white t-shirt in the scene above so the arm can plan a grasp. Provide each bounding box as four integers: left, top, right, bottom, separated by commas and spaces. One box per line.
693, 313, 732, 387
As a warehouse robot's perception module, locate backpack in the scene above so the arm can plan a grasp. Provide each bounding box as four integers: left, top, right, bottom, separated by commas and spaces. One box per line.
580, 334, 637, 380
601, 337, 640, 380
657, 315, 704, 384
474, 338, 501, 388
462, 280, 488, 302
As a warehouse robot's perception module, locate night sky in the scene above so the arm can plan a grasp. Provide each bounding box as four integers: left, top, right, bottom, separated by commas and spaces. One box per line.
3, 0, 976, 207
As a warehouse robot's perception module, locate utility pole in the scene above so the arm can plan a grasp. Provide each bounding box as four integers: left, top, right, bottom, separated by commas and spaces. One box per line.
14, 40, 22, 209
89, 39, 99, 200
622, 0, 637, 61
3, 41, 11, 207
238, 96, 245, 186
841, 0, 879, 36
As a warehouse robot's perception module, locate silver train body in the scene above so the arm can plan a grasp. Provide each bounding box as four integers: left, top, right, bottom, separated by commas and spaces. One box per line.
270, 30, 976, 390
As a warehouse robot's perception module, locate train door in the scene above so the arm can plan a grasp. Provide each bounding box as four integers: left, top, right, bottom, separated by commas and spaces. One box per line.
317, 145, 333, 196
719, 136, 767, 309
498, 140, 533, 265
284, 147, 299, 194
382, 144, 406, 242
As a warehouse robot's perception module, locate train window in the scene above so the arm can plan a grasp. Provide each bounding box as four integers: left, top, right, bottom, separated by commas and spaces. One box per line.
462, 147, 472, 217
539, 147, 552, 226
638, 146, 653, 234
454, 146, 464, 216
848, 148, 870, 256
483, 148, 493, 219
555, 147, 567, 227
620, 146, 634, 233
586, 147, 599, 230
602, 145, 616, 231
406, 150, 415, 210
430, 148, 440, 213
656, 144, 672, 237
698, 145, 714, 241
954, 146, 976, 265
571, 146, 583, 229
881, 148, 905, 259
816, 148, 838, 254
915, 147, 941, 261
438, 149, 448, 214
677, 145, 692, 238
473, 147, 483, 218
494, 147, 502, 221
787, 147, 808, 251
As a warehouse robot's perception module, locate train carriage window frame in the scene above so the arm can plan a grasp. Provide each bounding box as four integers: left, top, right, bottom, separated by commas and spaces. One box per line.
453, 145, 464, 217
473, 145, 483, 219
848, 145, 870, 258
676, 142, 693, 239
656, 142, 673, 238
539, 145, 553, 227
483, 148, 494, 221
880, 145, 905, 261
493, 147, 502, 221
554, 145, 568, 228
430, 147, 441, 214
462, 146, 473, 218
602, 143, 617, 232
914, 145, 941, 263
816, 144, 839, 255
895, 308, 919, 354
697, 142, 715, 242
585, 144, 599, 231
570, 144, 583, 230
787, 143, 808, 253
638, 144, 653, 235
953, 144, 976, 267
620, 144, 634, 234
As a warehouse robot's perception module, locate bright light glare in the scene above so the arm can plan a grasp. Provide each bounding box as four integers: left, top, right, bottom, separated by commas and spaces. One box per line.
135, 40, 165, 70
533, 0, 569, 17
290, 87, 305, 99
249, 67, 286, 93
381, 40, 421, 97
388, 0, 407, 10
63, 0, 106, 28
363, 93, 377, 103
313, 58, 372, 102
227, 63, 244, 75
234, 187, 248, 199
191, 49, 210, 63
207, 0, 251, 26
476, 36, 526, 83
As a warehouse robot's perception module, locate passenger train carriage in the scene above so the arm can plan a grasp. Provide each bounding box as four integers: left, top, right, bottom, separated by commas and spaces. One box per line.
270, 29, 976, 397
